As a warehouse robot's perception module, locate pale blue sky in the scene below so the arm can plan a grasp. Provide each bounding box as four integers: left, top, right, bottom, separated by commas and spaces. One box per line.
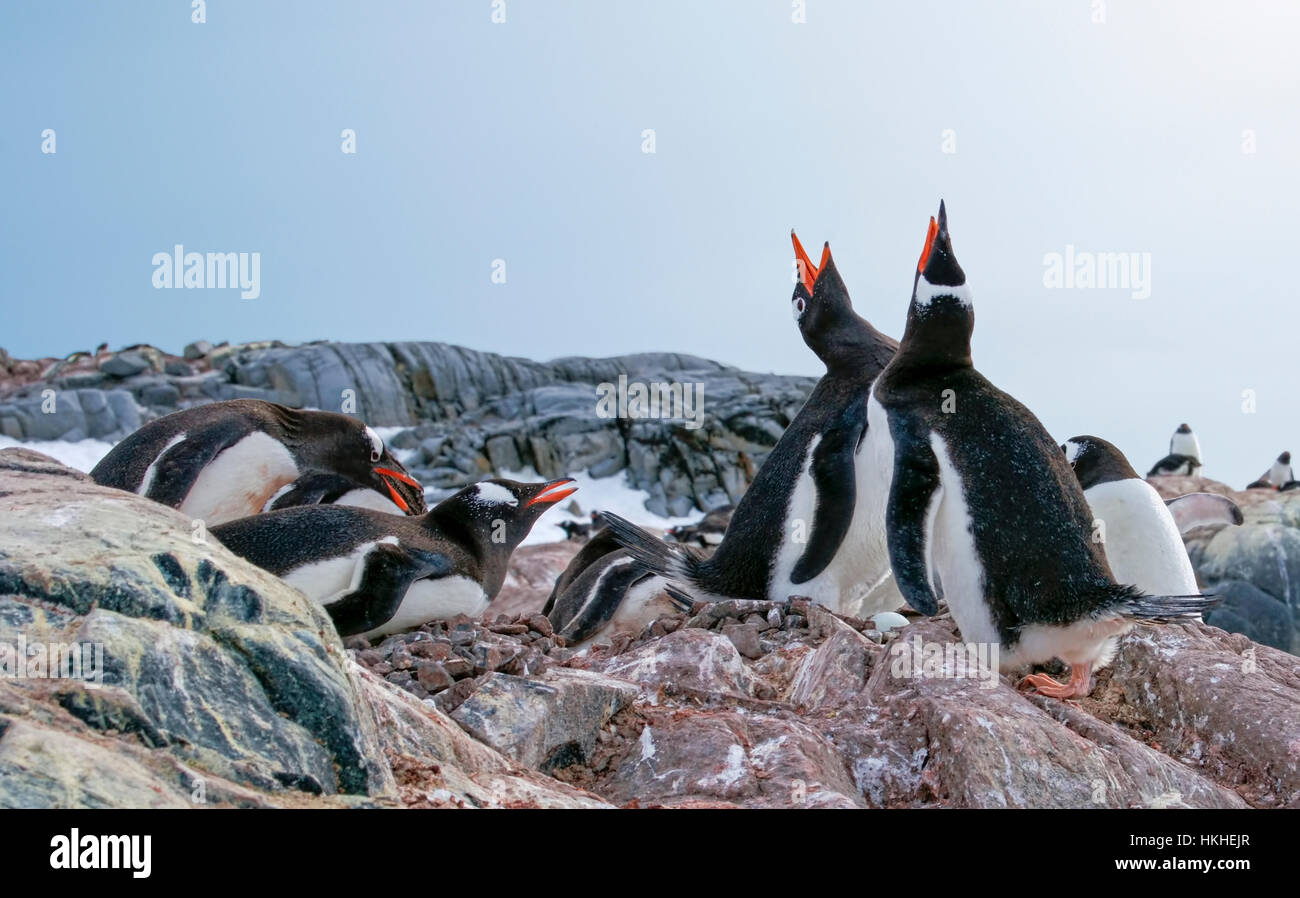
2, 0, 1298, 486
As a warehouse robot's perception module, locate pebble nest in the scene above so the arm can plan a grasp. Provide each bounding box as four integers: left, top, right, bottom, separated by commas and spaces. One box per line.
347, 596, 916, 713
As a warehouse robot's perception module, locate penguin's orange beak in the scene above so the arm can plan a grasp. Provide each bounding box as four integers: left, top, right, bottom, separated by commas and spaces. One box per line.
375, 466, 422, 514
527, 478, 578, 508
917, 216, 939, 273
792, 231, 833, 295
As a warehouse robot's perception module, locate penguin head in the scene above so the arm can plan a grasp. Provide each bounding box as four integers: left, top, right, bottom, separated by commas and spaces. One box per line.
1062, 435, 1139, 490
1176, 423, 1192, 435
431, 477, 577, 552
1280, 451, 1292, 465
294, 413, 426, 514
901, 201, 973, 362
789, 231, 861, 366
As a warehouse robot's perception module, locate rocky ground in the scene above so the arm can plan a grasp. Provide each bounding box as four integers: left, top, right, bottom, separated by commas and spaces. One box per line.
4, 447, 1295, 809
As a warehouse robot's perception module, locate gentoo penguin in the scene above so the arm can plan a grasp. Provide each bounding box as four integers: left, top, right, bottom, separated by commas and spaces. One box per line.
211, 477, 577, 639
543, 525, 691, 647
1147, 424, 1203, 477
90, 399, 425, 524
866, 202, 1216, 698
603, 232, 901, 617
667, 505, 734, 547
1245, 451, 1295, 490
1063, 435, 1242, 595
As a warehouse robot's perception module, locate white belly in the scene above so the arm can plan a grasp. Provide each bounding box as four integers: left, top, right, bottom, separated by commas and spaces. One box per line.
1170, 432, 1201, 461
928, 431, 1000, 649
1084, 479, 1199, 595
766, 420, 903, 618
179, 432, 298, 525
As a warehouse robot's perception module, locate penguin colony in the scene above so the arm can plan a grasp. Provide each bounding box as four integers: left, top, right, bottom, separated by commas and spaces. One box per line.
87, 201, 1252, 699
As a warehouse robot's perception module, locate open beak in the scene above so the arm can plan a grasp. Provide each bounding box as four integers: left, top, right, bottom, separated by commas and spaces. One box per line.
792, 230, 819, 293
375, 466, 422, 514
917, 216, 938, 273
526, 477, 578, 508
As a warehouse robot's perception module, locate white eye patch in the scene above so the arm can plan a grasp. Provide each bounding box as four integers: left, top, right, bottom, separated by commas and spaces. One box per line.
364, 426, 384, 463
473, 481, 519, 507
792, 296, 806, 321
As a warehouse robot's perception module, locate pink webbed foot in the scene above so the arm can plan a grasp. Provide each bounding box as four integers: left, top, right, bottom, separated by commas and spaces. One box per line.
1019, 663, 1094, 699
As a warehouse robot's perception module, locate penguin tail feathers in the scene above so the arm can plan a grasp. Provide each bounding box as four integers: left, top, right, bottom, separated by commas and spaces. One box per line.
600, 512, 703, 592
1112, 585, 1221, 621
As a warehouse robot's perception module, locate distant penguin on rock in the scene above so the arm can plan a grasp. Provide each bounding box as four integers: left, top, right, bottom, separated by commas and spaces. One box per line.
602, 232, 901, 619
1246, 451, 1296, 490
212, 478, 576, 639
1063, 435, 1241, 596
865, 201, 1217, 699
1147, 423, 1203, 477
90, 399, 425, 524
667, 505, 734, 547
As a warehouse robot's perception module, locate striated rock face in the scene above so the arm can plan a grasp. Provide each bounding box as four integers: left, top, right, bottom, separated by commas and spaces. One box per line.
0, 450, 604, 809
0, 340, 815, 517
1150, 475, 1300, 654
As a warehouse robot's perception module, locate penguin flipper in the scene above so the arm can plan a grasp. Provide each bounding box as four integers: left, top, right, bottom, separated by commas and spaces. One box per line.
790, 419, 864, 584
144, 418, 254, 508
1164, 492, 1243, 532
323, 544, 451, 637
884, 435, 942, 616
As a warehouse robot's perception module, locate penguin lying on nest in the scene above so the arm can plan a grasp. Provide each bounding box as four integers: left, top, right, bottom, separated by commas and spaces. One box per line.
666, 505, 734, 547
864, 202, 1219, 699
1245, 451, 1300, 491
543, 523, 696, 647
1146, 423, 1203, 477
91, 399, 426, 524
212, 478, 576, 639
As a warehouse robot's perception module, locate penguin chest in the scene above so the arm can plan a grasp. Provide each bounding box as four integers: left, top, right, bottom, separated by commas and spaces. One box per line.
1170, 433, 1200, 461
1084, 480, 1198, 595
766, 431, 897, 616
179, 432, 299, 524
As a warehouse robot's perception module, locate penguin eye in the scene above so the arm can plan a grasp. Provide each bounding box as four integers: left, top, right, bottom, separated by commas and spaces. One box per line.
364, 426, 383, 463
792, 297, 806, 320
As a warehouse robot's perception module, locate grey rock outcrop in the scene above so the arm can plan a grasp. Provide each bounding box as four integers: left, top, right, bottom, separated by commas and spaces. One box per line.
1, 340, 817, 516
1150, 475, 1300, 654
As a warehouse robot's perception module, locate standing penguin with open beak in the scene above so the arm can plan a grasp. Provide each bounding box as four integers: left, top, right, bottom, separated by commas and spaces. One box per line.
864, 201, 1218, 699
599, 232, 902, 621
90, 399, 426, 523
